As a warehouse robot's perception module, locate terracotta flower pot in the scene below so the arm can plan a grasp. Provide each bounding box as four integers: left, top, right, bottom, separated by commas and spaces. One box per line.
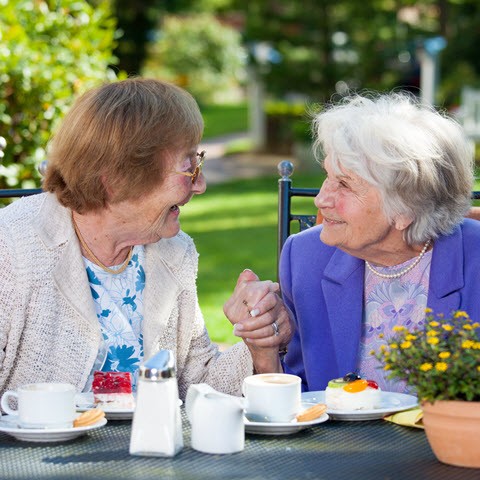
422, 400, 480, 468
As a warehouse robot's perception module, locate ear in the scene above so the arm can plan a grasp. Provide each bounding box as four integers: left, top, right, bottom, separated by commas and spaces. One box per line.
394, 214, 413, 231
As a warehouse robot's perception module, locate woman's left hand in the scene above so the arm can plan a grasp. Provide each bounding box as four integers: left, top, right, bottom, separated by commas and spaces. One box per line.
223, 269, 294, 373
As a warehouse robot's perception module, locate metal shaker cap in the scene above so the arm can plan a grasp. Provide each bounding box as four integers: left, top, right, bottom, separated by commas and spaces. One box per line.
139, 349, 176, 381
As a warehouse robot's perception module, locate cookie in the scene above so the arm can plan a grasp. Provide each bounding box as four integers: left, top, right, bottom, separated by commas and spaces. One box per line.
74, 408, 105, 428
295, 403, 327, 422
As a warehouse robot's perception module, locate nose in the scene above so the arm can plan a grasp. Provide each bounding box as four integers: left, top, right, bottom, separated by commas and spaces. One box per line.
192, 172, 207, 195
314, 179, 334, 210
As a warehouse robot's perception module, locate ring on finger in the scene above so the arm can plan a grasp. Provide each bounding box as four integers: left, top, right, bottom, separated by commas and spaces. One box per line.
272, 321, 279, 336
242, 299, 252, 317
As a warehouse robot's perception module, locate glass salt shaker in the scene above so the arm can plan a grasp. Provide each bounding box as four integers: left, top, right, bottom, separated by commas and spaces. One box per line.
129, 349, 183, 457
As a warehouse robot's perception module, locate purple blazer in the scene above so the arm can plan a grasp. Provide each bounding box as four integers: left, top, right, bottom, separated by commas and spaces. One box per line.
279, 219, 480, 391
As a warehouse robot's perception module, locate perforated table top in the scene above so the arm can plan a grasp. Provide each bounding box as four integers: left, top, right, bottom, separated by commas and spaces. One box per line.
1, 412, 478, 480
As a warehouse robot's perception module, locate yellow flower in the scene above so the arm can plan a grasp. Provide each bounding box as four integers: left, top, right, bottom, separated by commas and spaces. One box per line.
400, 341, 412, 349
427, 337, 439, 345
477, 366, 480, 372
474, 342, 480, 350
472, 322, 480, 328
369, 349, 376, 356
383, 364, 391, 371
438, 351, 451, 359
435, 362, 448, 372
390, 343, 398, 349
425, 308, 433, 313
393, 325, 406, 332
378, 333, 384, 339
420, 363, 433, 371
427, 330, 439, 337
453, 311, 469, 318
380, 345, 387, 352
462, 340, 474, 349
405, 334, 417, 341
442, 324, 454, 331
463, 324, 473, 330
429, 321, 440, 327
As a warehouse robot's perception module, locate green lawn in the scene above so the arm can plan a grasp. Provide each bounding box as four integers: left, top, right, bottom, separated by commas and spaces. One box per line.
180, 172, 325, 346
201, 103, 248, 139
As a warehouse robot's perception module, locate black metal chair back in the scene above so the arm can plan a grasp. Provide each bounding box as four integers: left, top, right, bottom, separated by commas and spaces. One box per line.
277, 159, 480, 280
277, 160, 319, 279
0, 188, 43, 199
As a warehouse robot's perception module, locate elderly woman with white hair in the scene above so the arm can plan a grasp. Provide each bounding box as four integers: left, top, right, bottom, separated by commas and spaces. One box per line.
279, 92, 480, 393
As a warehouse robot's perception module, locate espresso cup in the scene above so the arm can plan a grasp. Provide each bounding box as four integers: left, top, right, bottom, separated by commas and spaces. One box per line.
243, 373, 301, 423
1, 382, 76, 429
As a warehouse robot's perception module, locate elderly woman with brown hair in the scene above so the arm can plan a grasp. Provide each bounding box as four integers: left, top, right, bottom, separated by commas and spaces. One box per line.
279, 92, 480, 393
0, 78, 291, 400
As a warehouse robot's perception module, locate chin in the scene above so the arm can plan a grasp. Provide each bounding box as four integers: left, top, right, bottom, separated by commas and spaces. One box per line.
320, 230, 337, 247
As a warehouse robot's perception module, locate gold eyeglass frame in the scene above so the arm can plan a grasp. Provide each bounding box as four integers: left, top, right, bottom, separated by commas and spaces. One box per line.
175, 150, 206, 184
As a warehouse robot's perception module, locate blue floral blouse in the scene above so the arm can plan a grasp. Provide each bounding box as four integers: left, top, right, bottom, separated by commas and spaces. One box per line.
81, 245, 145, 392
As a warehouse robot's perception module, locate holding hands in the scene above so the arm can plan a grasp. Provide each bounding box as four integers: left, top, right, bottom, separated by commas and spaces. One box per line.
223, 269, 293, 373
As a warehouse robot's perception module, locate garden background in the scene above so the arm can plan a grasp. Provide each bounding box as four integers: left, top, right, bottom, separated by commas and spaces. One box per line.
2, 0, 480, 346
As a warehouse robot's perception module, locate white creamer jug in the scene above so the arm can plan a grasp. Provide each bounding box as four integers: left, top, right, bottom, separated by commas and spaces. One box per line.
129, 349, 183, 457
186, 383, 245, 454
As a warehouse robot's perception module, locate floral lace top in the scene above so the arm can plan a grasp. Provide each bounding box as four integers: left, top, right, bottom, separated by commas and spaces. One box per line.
81, 245, 145, 392
356, 249, 433, 393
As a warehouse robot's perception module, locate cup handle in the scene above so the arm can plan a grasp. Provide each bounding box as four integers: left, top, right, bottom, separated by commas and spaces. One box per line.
1, 391, 19, 416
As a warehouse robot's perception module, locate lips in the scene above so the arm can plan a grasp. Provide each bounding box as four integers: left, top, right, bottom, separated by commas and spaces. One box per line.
323, 216, 344, 224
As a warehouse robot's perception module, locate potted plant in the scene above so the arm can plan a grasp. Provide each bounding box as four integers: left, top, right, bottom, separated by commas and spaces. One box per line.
373, 309, 480, 468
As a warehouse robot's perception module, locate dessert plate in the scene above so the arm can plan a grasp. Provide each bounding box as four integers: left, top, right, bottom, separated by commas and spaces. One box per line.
75, 393, 134, 420
0, 415, 107, 443
302, 391, 418, 421
75, 393, 182, 420
244, 402, 329, 435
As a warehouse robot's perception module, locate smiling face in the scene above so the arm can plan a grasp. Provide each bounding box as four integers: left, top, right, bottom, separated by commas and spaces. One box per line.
315, 157, 401, 261
114, 147, 206, 244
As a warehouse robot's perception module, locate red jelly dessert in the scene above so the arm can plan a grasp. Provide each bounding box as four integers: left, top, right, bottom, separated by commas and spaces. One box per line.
92, 371, 135, 409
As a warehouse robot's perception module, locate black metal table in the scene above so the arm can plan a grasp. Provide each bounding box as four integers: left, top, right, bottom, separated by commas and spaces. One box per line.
1, 412, 479, 480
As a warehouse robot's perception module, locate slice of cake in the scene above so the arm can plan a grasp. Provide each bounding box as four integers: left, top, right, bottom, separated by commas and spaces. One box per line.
92, 371, 135, 409
325, 372, 382, 410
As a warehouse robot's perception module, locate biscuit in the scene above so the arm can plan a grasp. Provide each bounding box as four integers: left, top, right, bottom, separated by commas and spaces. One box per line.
295, 403, 327, 422
74, 408, 105, 428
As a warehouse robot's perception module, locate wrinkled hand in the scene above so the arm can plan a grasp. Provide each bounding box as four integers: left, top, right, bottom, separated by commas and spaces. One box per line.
223, 269, 293, 373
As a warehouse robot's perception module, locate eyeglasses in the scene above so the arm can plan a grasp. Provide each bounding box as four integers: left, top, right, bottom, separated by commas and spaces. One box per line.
175, 150, 206, 184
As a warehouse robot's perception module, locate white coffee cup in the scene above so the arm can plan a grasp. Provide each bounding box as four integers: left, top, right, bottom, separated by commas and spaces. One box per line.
1, 382, 76, 429
243, 373, 301, 423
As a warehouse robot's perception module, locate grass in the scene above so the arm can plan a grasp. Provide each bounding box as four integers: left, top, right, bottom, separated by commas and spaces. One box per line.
180, 172, 325, 346
201, 103, 248, 139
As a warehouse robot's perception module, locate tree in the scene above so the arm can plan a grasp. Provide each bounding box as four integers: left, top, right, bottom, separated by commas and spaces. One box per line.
0, 0, 118, 189
144, 13, 246, 104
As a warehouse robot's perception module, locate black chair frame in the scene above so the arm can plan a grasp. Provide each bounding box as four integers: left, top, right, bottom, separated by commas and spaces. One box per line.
0, 188, 42, 199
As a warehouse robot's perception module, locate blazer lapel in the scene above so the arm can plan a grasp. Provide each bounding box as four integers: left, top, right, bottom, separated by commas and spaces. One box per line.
427, 225, 463, 314
322, 250, 365, 375
34, 194, 98, 327
142, 235, 188, 359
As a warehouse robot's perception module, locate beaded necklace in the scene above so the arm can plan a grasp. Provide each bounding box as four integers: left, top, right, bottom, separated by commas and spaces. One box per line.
364, 239, 432, 280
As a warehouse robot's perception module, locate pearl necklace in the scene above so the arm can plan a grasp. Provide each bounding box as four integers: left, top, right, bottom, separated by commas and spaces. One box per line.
72, 215, 133, 275
365, 239, 432, 280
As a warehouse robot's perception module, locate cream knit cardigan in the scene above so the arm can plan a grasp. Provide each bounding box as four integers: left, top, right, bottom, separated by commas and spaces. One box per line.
0, 193, 253, 400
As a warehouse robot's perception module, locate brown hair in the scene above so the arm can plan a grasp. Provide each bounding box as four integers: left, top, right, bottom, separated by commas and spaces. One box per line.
43, 78, 204, 212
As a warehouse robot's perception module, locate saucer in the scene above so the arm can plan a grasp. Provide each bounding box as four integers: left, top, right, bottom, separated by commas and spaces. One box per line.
0, 415, 107, 442
244, 402, 329, 435
75, 393, 134, 420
